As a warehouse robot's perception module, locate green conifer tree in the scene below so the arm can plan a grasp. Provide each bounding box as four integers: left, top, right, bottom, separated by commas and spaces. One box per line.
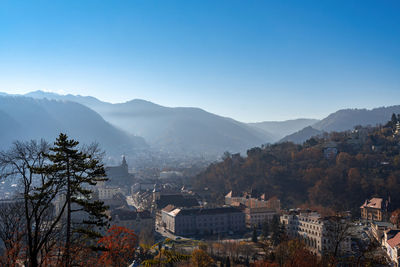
252, 227, 258, 243
48, 133, 108, 267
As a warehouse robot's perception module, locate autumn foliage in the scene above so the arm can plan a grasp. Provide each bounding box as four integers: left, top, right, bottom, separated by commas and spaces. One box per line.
191, 249, 214, 267
390, 209, 400, 227
97, 225, 138, 267
195, 118, 400, 212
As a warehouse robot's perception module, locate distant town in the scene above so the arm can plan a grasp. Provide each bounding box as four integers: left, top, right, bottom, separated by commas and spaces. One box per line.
1, 115, 400, 267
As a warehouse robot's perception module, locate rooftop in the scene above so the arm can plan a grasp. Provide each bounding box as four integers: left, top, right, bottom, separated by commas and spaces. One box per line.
156, 194, 199, 209
388, 231, 400, 249
166, 206, 243, 217
360, 198, 383, 209
111, 209, 152, 221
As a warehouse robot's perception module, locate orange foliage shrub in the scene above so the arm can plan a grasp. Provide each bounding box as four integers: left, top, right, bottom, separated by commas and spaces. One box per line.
97, 225, 137, 267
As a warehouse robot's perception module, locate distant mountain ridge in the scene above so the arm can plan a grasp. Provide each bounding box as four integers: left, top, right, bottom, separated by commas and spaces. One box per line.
0, 95, 148, 156
4, 90, 399, 155
280, 106, 400, 143
22, 91, 275, 156
248, 118, 319, 142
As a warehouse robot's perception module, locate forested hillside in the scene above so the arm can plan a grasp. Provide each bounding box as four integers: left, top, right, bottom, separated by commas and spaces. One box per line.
195, 115, 400, 215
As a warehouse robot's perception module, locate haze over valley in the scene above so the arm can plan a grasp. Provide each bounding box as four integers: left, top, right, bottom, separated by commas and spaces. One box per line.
1, 91, 399, 167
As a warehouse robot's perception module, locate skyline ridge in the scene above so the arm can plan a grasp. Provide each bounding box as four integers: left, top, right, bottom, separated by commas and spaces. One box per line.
2, 89, 399, 123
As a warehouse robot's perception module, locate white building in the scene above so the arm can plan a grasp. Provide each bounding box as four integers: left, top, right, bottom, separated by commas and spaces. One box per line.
281, 211, 351, 256
383, 229, 400, 267
96, 186, 125, 200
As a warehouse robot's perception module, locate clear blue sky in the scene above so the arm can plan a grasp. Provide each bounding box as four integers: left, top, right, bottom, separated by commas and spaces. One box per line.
0, 0, 399, 122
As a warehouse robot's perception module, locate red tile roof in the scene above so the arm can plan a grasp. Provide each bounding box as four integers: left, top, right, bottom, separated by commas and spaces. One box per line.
388, 232, 400, 248
162, 204, 176, 212
360, 198, 383, 209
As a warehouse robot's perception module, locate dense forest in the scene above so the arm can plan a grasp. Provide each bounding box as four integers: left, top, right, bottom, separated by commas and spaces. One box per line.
194, 115, 400, 215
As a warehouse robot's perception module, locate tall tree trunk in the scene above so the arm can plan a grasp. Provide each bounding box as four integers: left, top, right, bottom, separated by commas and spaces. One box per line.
65, 160, 71, 267
30, 250, 39, 267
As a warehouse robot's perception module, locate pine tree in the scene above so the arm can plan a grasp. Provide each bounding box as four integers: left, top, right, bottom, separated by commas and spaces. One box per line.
252, 227, 258, 243
262, 220, 270, 238
271, 215, 283, 245
225, 256, 231, 267
392, 113, 398, 124
48, 133, 108, 267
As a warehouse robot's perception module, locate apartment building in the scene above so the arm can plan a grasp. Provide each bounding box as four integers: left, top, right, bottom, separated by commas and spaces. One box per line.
161, 206, 245, 236
281, 210, 351, 256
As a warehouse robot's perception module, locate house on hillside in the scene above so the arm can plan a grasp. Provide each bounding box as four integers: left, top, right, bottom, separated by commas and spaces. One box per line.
360, 197, 389, 222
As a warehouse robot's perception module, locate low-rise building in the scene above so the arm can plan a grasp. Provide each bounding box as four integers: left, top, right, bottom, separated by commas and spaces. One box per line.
383, 229, 400, 267
245, 207, 276, 227
161, 206, 245, 236
131, 182, 155, 193
109, 209, 154, 234
225, 191, 280, 211
371, 221, 395, 244
97, 186, 125, 200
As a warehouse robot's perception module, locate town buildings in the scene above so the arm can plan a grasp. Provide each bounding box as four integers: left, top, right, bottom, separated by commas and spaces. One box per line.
105, 156, 134, 186
281, 210, 351, 256
225, 191, 279, 227
371, 221, 394, 244
245, 207, 277, 228
108, 209, 154, 235
161, 206, 245, 236
96, 185, 126, 200
225, 191, 280, 211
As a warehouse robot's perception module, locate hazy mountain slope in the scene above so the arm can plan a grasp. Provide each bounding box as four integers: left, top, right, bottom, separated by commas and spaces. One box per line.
312, 106, 400, 131
280, 106, 400, 144
279, 126, 323, 144
0, 110, 23, 147
249, 118, 319, 141
24, 91, 274, 155
0, 96, 147, 155
90, 100, 272, 155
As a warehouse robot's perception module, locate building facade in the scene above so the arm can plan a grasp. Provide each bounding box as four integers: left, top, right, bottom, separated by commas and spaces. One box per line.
225, 191, 280, 211
371, 221, 394, 244
281, 211, 351, 256
245, 207, 277, 227
360, 197, 388, 221
161, 206, 245, 236
109, 209, 154, 234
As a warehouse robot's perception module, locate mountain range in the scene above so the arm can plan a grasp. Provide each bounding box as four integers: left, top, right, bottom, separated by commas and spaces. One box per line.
22, 91, 276, 155
1, 90, 399, 158
0, 95, 147, 156
281, 106, 400, 143
248, 118, 319, 142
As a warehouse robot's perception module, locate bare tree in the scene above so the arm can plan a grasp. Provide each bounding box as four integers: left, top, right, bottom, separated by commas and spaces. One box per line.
323, 216, 352, 267
0, 199, 25, 266
0, 140, 68, 267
